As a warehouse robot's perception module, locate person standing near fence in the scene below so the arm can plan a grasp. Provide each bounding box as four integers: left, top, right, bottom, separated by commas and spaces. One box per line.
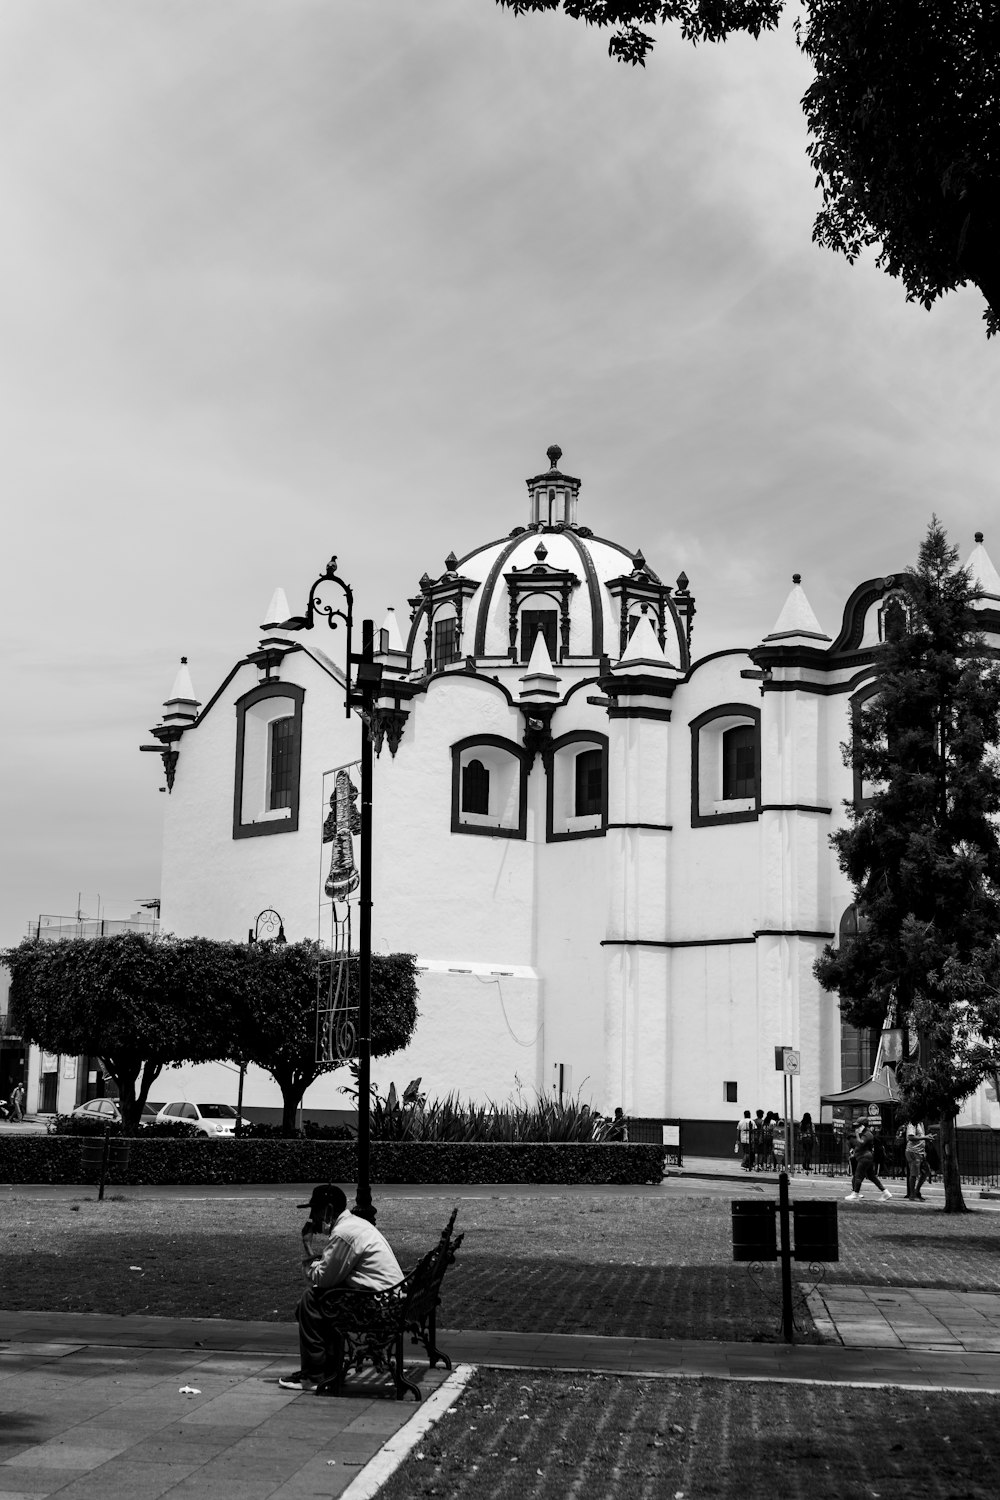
9, 1082, 24, 1122
799, 1112, 815, 1173
845, 1123, 892, 1202
737, 1110, 754, 1171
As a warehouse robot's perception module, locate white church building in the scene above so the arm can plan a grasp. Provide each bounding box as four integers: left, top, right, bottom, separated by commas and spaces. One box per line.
144, 446, 1000, 1149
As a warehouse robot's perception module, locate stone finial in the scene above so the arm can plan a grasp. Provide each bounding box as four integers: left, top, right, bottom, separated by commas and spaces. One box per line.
976, 531, 984, 544
534, 541, 548, 562
546, 444, 562, 470
445, 551, 458, 573
676, 571, 690, 593
793, 573, 801, 585
633, 549, 646, 572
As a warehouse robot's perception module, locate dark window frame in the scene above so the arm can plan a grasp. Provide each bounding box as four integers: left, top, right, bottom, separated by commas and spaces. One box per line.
433, 615, 462, 670
574, 747, 604, 817
690, 704, 761, 829
461, 757, 490, 815
722, 724, 757, 801
268, 715, 296, 811
520, 607, 558, 663
547, 731, 609, 843
233, 681, 304, 840
451, 735, 529, 840
850, 680, 880, 811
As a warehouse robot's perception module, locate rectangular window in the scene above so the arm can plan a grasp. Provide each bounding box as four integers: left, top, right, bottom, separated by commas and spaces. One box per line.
575, 748, 603, 817
521, 608, 557, 663
434, 617, 461, 670
724, 1081, 738, 1104
268, 716, 296, 810
722, 725, 756, 800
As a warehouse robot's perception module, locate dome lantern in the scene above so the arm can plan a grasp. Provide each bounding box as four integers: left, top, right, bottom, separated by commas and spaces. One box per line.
525, 444, 581, 529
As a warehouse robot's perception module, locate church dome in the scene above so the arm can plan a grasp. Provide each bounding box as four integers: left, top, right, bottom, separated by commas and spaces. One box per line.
405, 448, 692, 673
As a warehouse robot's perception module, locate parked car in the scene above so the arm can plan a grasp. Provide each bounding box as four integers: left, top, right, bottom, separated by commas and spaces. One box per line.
47, 1099, 160, 1133
154, 1102, 250, 1136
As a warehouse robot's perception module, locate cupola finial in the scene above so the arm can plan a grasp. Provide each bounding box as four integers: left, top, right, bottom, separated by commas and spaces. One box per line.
546, 443, 562, 470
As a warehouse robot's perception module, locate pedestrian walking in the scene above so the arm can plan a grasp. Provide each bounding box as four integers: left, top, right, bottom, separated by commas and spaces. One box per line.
904, 1120, 927, 1200
844, 1123, 892, 1201
799, 1111, 815, 1173
9, 1082, 24, 1122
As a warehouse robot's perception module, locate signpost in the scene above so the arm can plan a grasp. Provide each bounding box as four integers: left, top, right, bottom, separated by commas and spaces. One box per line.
775, 1046, 800, 1171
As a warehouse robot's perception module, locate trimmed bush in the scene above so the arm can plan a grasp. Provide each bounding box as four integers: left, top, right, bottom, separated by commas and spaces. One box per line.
0, 1137, 665, 1187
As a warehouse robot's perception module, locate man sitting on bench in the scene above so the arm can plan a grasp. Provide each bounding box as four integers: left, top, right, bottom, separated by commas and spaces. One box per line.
279, 1183, 403, 1392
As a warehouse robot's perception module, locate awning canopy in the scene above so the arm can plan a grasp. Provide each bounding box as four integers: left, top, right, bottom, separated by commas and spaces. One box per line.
820, 1067, 900, 1107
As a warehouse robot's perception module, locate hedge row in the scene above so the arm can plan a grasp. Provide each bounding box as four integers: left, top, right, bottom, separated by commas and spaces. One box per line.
0, 1137, 665, 1187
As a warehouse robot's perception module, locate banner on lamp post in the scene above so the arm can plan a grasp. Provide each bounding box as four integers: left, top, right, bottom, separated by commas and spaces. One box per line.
315, 760, 362, 1065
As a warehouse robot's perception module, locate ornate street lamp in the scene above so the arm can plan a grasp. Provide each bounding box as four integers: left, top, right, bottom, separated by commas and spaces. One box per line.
238, 908, 287, 1136
248, 908, 287, 946
279, 558, 383, 1224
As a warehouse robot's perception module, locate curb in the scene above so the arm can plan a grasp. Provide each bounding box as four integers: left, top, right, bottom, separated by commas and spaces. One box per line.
339, 1364, 478, 1499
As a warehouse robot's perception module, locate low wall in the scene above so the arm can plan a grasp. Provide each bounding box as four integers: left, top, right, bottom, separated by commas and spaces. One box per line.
0, 1137, 665, 1187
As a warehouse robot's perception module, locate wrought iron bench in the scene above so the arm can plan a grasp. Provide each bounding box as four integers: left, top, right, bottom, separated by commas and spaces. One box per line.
315, 1208, 464, 1401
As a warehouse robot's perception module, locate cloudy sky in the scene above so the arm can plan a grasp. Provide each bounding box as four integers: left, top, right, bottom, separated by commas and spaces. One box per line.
3, 1, 998, 947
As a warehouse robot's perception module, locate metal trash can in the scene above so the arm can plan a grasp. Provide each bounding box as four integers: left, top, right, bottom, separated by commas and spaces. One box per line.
792, 1200, 839, 1262
80, 1138, 131, 1183
731, 1200, 777, 1261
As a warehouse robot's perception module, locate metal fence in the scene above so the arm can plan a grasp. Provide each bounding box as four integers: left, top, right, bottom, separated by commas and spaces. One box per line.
786, 1125, 1000, 1188
627, 1117, 683, 1167
30, 916, 160, 942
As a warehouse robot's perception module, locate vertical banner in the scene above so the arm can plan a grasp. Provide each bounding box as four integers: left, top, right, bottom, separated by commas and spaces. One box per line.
315, 760, 362, 1065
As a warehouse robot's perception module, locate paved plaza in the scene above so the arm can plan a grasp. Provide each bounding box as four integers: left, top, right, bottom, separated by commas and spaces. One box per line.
3, 1164, 1000, 1496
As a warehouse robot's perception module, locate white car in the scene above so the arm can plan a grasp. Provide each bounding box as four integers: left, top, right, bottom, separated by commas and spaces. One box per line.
154, 1102, 250, 1136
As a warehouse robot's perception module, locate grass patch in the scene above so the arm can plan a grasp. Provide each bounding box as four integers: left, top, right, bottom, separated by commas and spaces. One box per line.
379, 1369, 1000, 1500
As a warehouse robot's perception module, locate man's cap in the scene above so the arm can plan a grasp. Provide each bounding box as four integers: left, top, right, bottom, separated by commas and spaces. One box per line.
297, 1183, 347, 1215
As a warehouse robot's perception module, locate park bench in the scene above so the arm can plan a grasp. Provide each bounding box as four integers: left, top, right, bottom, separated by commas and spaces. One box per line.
315, 1208, 464, 1401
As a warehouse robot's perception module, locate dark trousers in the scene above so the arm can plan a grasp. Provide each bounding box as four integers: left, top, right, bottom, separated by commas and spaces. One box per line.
295, 1286, 350, 1377
852, 1155, 885, 1195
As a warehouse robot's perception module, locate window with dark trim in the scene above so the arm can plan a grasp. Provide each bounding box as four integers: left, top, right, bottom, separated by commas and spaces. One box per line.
724, 1081, 738, 1104
575, 748, 603, 817
451, 736, 528, 839
722, 725, 756, 801
434, 617, 461, 670
233, 681, 304, 839
461, 757, 490, 815
520, 608, 557, 663
690, 704, 761, 828
268, 716, 295, 810
546, 731, 608, 842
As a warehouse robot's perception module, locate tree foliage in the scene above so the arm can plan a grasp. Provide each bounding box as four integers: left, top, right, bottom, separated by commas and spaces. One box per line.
3, 933, 240, 1131
495, 2, 1000, 335
814, 520, 1000, 1211
234, 942, 420, 1134
3, 935, 420, 1137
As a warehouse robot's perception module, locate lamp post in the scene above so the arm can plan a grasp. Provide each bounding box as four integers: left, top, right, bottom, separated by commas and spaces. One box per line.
280, 558, 382, 1224
240, 908, 287, 1137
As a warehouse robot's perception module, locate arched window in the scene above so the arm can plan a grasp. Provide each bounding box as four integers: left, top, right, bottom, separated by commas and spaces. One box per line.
689, 704, 760, 827
575, 748, 603, 817
461, 758, 490, 816
722, 725, 756, 801
451, 737, 528, 839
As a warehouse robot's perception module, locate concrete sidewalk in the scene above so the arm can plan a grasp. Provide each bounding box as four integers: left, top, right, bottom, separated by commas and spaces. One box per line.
0, 1316, 452, 1500
5, 1294, 1000, 1499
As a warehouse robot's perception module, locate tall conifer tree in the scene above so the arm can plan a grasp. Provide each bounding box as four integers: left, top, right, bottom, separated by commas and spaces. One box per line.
815, 520, 1000, 1212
